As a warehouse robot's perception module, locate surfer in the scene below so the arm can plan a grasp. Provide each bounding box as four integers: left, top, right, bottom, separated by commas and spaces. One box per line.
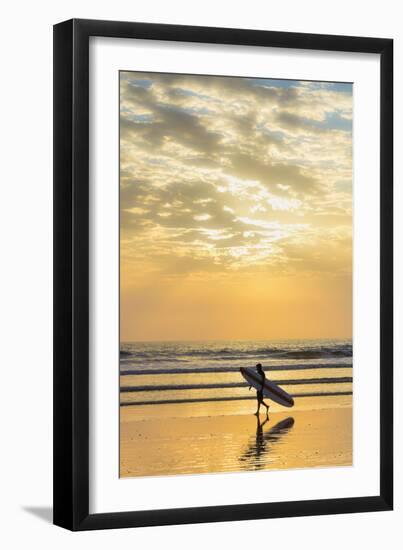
241, 364, 294, 412
252, 363, 270, 417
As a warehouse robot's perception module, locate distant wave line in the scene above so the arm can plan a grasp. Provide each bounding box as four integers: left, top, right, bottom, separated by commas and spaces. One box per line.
120, 363, 352, 376
120, 348, 352, 360
121, 353, 351, 362
120, 377, 353, 393
120, 391, 353, 407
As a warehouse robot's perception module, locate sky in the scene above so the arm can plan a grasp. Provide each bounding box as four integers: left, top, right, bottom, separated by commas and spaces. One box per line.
120, 72, 352, 342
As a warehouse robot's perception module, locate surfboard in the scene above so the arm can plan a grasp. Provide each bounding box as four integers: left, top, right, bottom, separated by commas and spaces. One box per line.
240, 367, 294, 408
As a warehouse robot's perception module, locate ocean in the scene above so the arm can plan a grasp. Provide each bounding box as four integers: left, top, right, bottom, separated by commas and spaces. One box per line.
119, 339, 352, 409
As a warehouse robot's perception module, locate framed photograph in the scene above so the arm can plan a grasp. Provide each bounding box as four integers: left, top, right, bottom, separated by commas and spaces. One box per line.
53, 19, 393, 530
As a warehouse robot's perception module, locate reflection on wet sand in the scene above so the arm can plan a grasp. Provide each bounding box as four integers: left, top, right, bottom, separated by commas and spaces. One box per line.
240, 416, 295, 470
120, 399, 352, 477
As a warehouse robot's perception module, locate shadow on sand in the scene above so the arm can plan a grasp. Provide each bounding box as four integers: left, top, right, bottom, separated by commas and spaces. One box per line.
239, 416, 295, 470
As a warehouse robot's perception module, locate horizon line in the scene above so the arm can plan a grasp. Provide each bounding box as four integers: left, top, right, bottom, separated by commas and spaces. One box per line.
120, 336, 353, 344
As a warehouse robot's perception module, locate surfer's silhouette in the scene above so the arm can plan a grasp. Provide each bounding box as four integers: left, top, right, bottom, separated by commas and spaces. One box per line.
250, 363, 270, 417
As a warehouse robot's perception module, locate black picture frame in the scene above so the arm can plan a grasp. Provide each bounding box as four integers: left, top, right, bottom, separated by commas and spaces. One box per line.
53, 18, 393, 531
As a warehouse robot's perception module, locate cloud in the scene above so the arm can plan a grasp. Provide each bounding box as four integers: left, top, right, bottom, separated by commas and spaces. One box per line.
120, 71, 352, 279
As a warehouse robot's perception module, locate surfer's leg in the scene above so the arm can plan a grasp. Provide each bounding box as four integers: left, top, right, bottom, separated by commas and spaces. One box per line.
255, 392, 262, 415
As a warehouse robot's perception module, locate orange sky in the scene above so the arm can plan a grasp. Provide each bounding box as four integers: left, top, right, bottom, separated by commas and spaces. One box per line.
120, 72, 352, 341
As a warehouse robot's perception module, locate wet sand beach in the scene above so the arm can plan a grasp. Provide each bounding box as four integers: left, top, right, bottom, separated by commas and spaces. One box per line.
120, 395, 352, 477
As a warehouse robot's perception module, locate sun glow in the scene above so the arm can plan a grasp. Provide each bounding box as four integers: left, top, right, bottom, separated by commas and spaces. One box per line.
120, 72, 352, 341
